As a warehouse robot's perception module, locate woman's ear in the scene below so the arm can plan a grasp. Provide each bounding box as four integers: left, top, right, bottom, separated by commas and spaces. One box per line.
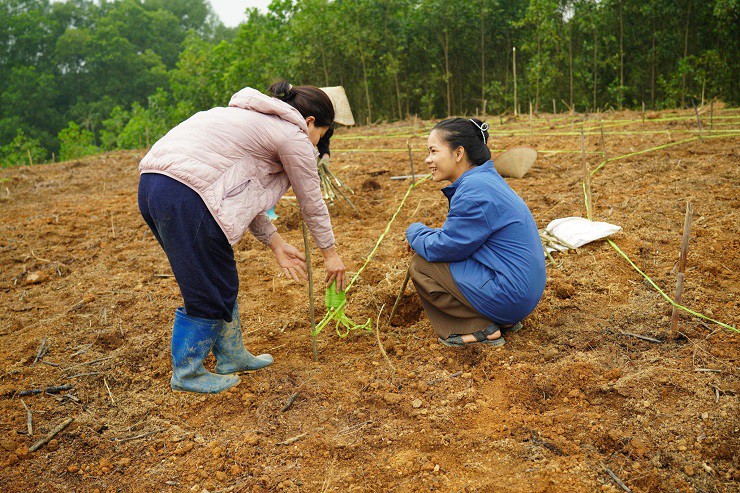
305, 116, 316, 126
454, 146, 465, 163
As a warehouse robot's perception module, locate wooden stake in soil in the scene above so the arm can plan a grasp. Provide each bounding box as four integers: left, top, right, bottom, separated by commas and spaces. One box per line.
604, 464, 632, 493
103, 377, 115, 405
27, 148, 33, 166
671, 202, 693, 337
710, 99, 714, 131
29, 417, 74, 452
692, 99, 703, 141
388, 268, 411, 324
641, 101, 646, 124
301, 222, 317, 362
529, 101, 533, 136
581, 128, 593, 220
281, 392, 298, 412
21, 399, 32, 435
512, 47, 518, 117
32, 337, 48, 365
600, 120, 606, 159
374, 305, 395, 374
406, 140, 416, 184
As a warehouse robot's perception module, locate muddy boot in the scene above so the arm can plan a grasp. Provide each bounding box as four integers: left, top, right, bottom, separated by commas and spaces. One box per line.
170, 307, 240, 393
213, 302, 274, 374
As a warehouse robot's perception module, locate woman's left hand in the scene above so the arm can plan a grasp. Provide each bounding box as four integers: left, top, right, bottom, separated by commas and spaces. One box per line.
270, 233, 307, 283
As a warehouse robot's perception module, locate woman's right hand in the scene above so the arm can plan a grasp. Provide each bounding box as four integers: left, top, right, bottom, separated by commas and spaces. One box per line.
405, 239, 415, 254
321, 246, 347, 292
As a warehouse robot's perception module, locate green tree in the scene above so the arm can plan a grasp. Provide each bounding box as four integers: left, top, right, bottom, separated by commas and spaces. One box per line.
58, 121, 97, 161
0, 129, 47, 167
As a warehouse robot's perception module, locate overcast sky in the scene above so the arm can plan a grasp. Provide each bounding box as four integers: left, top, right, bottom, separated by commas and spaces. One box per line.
209, 0, 271, 27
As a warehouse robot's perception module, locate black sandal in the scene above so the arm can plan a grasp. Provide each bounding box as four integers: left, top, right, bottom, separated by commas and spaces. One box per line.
503, 322, 523, 333
439, 324, 505, 347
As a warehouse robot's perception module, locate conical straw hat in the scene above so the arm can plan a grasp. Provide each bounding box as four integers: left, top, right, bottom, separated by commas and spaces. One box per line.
493, 146, 538, 178
320, 86, 355, 126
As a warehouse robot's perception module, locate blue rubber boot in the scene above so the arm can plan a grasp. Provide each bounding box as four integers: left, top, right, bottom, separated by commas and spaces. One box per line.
170, 308, 241, 393
213, 302, 274, 374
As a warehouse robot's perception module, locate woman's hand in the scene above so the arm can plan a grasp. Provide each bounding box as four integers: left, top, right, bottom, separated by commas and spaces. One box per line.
270, 233, 307, 283
405, 239, 415, 254
321, 246, 347, 292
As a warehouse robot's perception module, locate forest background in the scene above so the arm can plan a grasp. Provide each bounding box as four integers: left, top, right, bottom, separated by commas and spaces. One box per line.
0, 0, 737, 166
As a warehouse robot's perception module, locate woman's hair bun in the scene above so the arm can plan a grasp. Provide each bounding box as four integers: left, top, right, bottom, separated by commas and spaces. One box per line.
267, 79, 335, 127
269, 81, 294, 100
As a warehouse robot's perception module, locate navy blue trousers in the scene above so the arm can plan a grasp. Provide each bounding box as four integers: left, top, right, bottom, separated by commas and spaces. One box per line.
138, 173, 238, 322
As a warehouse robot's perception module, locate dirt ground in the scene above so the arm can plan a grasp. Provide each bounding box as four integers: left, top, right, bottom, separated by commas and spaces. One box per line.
0, 108, 738, 493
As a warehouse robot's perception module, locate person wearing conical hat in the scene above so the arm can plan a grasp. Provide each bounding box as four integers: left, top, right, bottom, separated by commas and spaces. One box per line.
266, 86, 354, 221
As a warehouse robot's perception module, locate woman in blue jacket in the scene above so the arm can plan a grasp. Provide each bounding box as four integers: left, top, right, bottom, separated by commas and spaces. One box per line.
405, 118, 546, 346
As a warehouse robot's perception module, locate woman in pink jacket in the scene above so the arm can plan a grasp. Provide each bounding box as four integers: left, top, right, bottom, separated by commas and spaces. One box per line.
138, 81, 347, 393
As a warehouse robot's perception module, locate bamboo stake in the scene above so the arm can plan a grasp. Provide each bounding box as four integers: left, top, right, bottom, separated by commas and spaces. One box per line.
302, 222, 317, 362
529, 101, 533, 136
619, 331, 662, 343
604, 465, 632, 493
552, 99, 556, 114
641, 101, 646, 124
709, 100, 714, 131
277, 432, 308, 446
29, 417, 74, 452
32, 337, 47, 365
27, 148, 33, 166
677, 201, 693, 275
406, 141, 416, 184
21, 399, 32, 435
581, 128, 592, 220
374, 305, 395, 374
388, 269, 411, 324
671, 202, 692, 337
103, 377, 115, 405
692, 100, 703, 141
512, 47, 517, 117
281, 392, 298, 412
600, 120, 606, 159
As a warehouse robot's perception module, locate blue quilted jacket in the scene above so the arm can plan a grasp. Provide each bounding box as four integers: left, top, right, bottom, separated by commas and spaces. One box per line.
406, 161, 546, 324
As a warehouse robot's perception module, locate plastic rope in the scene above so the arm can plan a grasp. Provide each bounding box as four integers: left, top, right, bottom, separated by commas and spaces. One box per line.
312, 176, 430, 337
323, 281, 372, 338
578, 131, 737, 332
607, 240, 737, 333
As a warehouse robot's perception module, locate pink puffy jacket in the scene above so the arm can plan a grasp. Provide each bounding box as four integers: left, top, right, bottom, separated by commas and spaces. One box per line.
139, 87, 334, 249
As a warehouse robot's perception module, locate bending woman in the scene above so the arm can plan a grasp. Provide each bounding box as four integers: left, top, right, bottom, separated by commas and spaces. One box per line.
405, 118, 545, 347
138, 81, 347, 393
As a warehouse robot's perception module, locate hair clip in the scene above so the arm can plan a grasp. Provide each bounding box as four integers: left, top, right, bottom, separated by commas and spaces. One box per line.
469, 119, 489, 143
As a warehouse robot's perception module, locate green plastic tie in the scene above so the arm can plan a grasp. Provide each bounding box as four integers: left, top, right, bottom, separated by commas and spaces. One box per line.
321, 281, 372, 338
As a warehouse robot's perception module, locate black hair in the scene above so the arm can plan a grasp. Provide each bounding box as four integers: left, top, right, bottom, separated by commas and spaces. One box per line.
268, 81, 335, 127
432, 118, 491, 166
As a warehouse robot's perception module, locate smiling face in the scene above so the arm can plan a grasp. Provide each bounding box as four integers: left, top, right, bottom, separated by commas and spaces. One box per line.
426, 129, 471, 183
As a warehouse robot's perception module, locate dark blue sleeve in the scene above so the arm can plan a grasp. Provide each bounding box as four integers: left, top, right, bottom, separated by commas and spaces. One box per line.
406, 190, 500, 262
317, 127, 332, 157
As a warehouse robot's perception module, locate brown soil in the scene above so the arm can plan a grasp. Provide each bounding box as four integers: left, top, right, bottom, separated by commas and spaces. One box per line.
1, 108, 738, 493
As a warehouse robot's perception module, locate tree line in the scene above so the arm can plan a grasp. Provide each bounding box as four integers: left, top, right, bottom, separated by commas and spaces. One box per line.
1, 0, 736, 166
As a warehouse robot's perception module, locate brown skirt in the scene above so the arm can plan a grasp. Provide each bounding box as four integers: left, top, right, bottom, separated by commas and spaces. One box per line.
408, 254, 492, 339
